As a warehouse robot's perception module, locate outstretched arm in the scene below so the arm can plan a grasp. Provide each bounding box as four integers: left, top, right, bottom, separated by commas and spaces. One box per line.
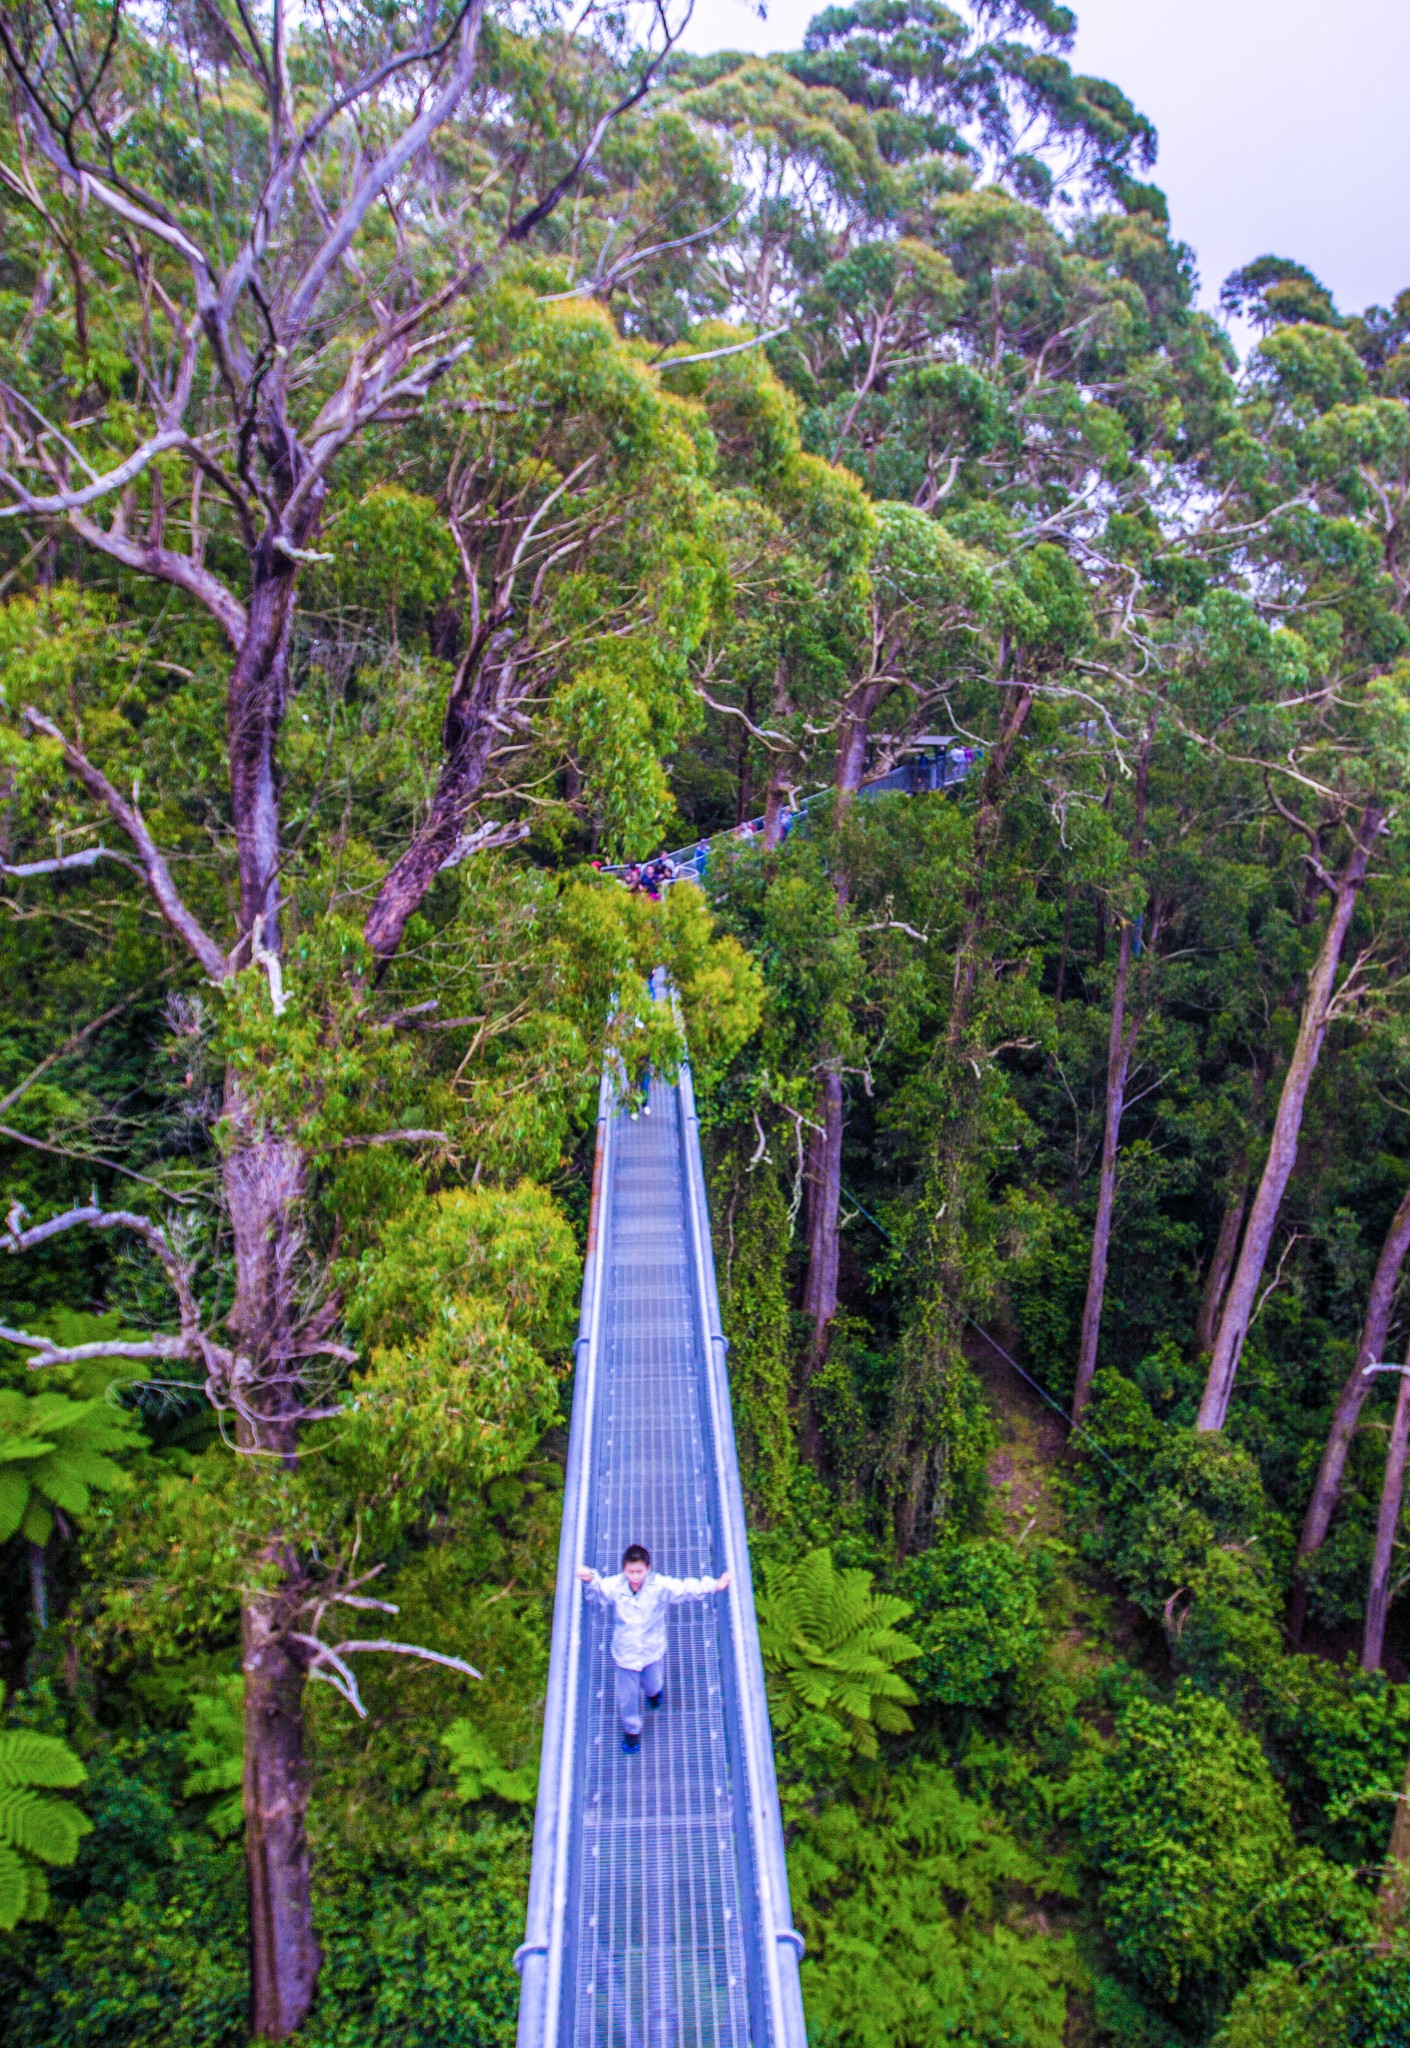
659, 1570, 732, 1601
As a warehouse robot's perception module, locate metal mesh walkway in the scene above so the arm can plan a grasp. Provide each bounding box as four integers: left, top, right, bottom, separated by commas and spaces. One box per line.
516, 1034, 806, 2048
571, 1077, 751, 2045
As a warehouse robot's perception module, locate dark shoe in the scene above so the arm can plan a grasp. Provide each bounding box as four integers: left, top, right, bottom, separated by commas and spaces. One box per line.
622, 1731, 640, 1754
647, 1690, 664, 1711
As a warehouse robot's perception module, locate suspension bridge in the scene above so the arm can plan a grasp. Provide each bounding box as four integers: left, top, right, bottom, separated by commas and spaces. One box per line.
513, 986, 806, 2048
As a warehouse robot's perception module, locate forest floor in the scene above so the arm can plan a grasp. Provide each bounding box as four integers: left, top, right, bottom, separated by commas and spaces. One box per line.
965, 1322, 1152, 1697
964, 1322, 1069, 1539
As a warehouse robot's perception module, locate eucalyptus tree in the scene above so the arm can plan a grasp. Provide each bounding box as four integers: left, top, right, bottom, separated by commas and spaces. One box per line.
1189, 283, 1410, 1437
0, 0, 769, 2033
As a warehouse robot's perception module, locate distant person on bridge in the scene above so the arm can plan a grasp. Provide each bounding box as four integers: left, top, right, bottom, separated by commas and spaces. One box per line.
577, 1544, 731, 1753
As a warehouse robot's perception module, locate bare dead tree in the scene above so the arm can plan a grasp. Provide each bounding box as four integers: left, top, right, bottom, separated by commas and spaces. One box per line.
0, 0, 691, 2031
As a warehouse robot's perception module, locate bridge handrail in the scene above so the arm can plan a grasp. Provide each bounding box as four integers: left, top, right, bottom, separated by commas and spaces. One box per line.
676, 1045, 808, 2047
600, 737, 980, 884
513, 1061, 616, 2046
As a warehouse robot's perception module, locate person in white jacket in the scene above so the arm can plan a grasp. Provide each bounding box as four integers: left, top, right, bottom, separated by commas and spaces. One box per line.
577, 1543, 731, 1753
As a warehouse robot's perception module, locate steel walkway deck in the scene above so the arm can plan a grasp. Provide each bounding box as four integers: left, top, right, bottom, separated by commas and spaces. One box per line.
516, 1026, 805, 2048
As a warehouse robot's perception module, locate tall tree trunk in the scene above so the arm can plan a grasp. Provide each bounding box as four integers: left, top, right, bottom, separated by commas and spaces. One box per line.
244, 1604, 318, 2040
762, 662, 793, 851
27, 1540, 47, 1627
948, 674, 1033, 1051
1379, 1747, 1410, 1939
1363, 1361, 1410, 1674
798, 676, 883, 1394
223, 1091, 322, 2037
1071, 741, 1154, 1422
1194, 1169, 1249, 1356
1289, 1179, 1410, 1645
802, 1070, 844, 1355
1071, 917, 1137, 1421
228, 508, 322, 948
1196, 812, 1382, 1432
363, 626, 511, 963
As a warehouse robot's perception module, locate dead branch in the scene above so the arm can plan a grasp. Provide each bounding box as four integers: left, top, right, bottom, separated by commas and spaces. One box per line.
0, 995, 136, 1115
0, 845, 141, 881
20, 709, 229, 980
334, 1129, 451, 1151
291, 1630, 481, 1717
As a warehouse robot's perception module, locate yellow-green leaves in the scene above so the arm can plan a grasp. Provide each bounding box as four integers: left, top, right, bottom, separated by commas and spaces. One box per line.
0, 1684, 91, 1929
0, 1389, 144, 1548
332, 488, 458, 622
440, 1720, 536, 1805
340, 1181, 578, 1530
346, 1182, 578, 1361
1257, 325, 1370, 416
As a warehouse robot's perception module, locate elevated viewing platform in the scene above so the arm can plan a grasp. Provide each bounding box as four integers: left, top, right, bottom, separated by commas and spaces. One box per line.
515, 1014, 806, 2048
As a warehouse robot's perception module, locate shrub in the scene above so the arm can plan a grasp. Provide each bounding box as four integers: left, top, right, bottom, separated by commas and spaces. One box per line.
792, 1760, 1081, 2048
1079, 1687, 1294, 2004
1213, 1937, 1410, 2048
898, 1538, 1046, 1711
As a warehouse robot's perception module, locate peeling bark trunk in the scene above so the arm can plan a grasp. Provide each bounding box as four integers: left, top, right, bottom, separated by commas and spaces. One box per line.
1071, 916, 1137, 1422
1195, 1170, 1249, 1357
1363, 1360, 1410, 1674
1289, 1179, 1410, 1646
222, 1084, 320, 2035
1197, 812, 1382, 1432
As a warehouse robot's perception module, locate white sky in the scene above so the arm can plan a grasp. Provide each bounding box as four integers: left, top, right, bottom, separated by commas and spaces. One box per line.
677, 0, 1410, 320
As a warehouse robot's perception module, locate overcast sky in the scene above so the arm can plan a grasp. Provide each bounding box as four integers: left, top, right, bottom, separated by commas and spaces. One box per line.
677, 0, 1410, 321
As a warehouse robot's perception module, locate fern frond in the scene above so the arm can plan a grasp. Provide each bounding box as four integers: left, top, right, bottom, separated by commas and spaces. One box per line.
0, 1468, 28, 1545
19, 1498, 54, 1546
0, 1786, 93, 1865
0, 1731, 87, 1791
0, 1844, 30, 1931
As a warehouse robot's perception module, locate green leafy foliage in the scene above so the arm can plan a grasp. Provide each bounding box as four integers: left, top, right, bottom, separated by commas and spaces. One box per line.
440, 1723, 537, 1806
898, 1539, 1046, 1711
0, 1684, 91, 1930
1079, 1687, 1295, 2005
1213, 1938, 1410, 2048
757, 1546, 920, 1758
4, 2, 1410, 2039
179, 1680, 244, 1841
791, 1761, 1081, 2048
0, 1389, 145, 1547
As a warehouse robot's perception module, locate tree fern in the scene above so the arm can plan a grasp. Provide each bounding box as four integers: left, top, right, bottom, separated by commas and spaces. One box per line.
0, 1388, 145, 1547
0, 1684, 90, 1930
757, 1547, 920, 1758
180, 1678, 245, 1839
